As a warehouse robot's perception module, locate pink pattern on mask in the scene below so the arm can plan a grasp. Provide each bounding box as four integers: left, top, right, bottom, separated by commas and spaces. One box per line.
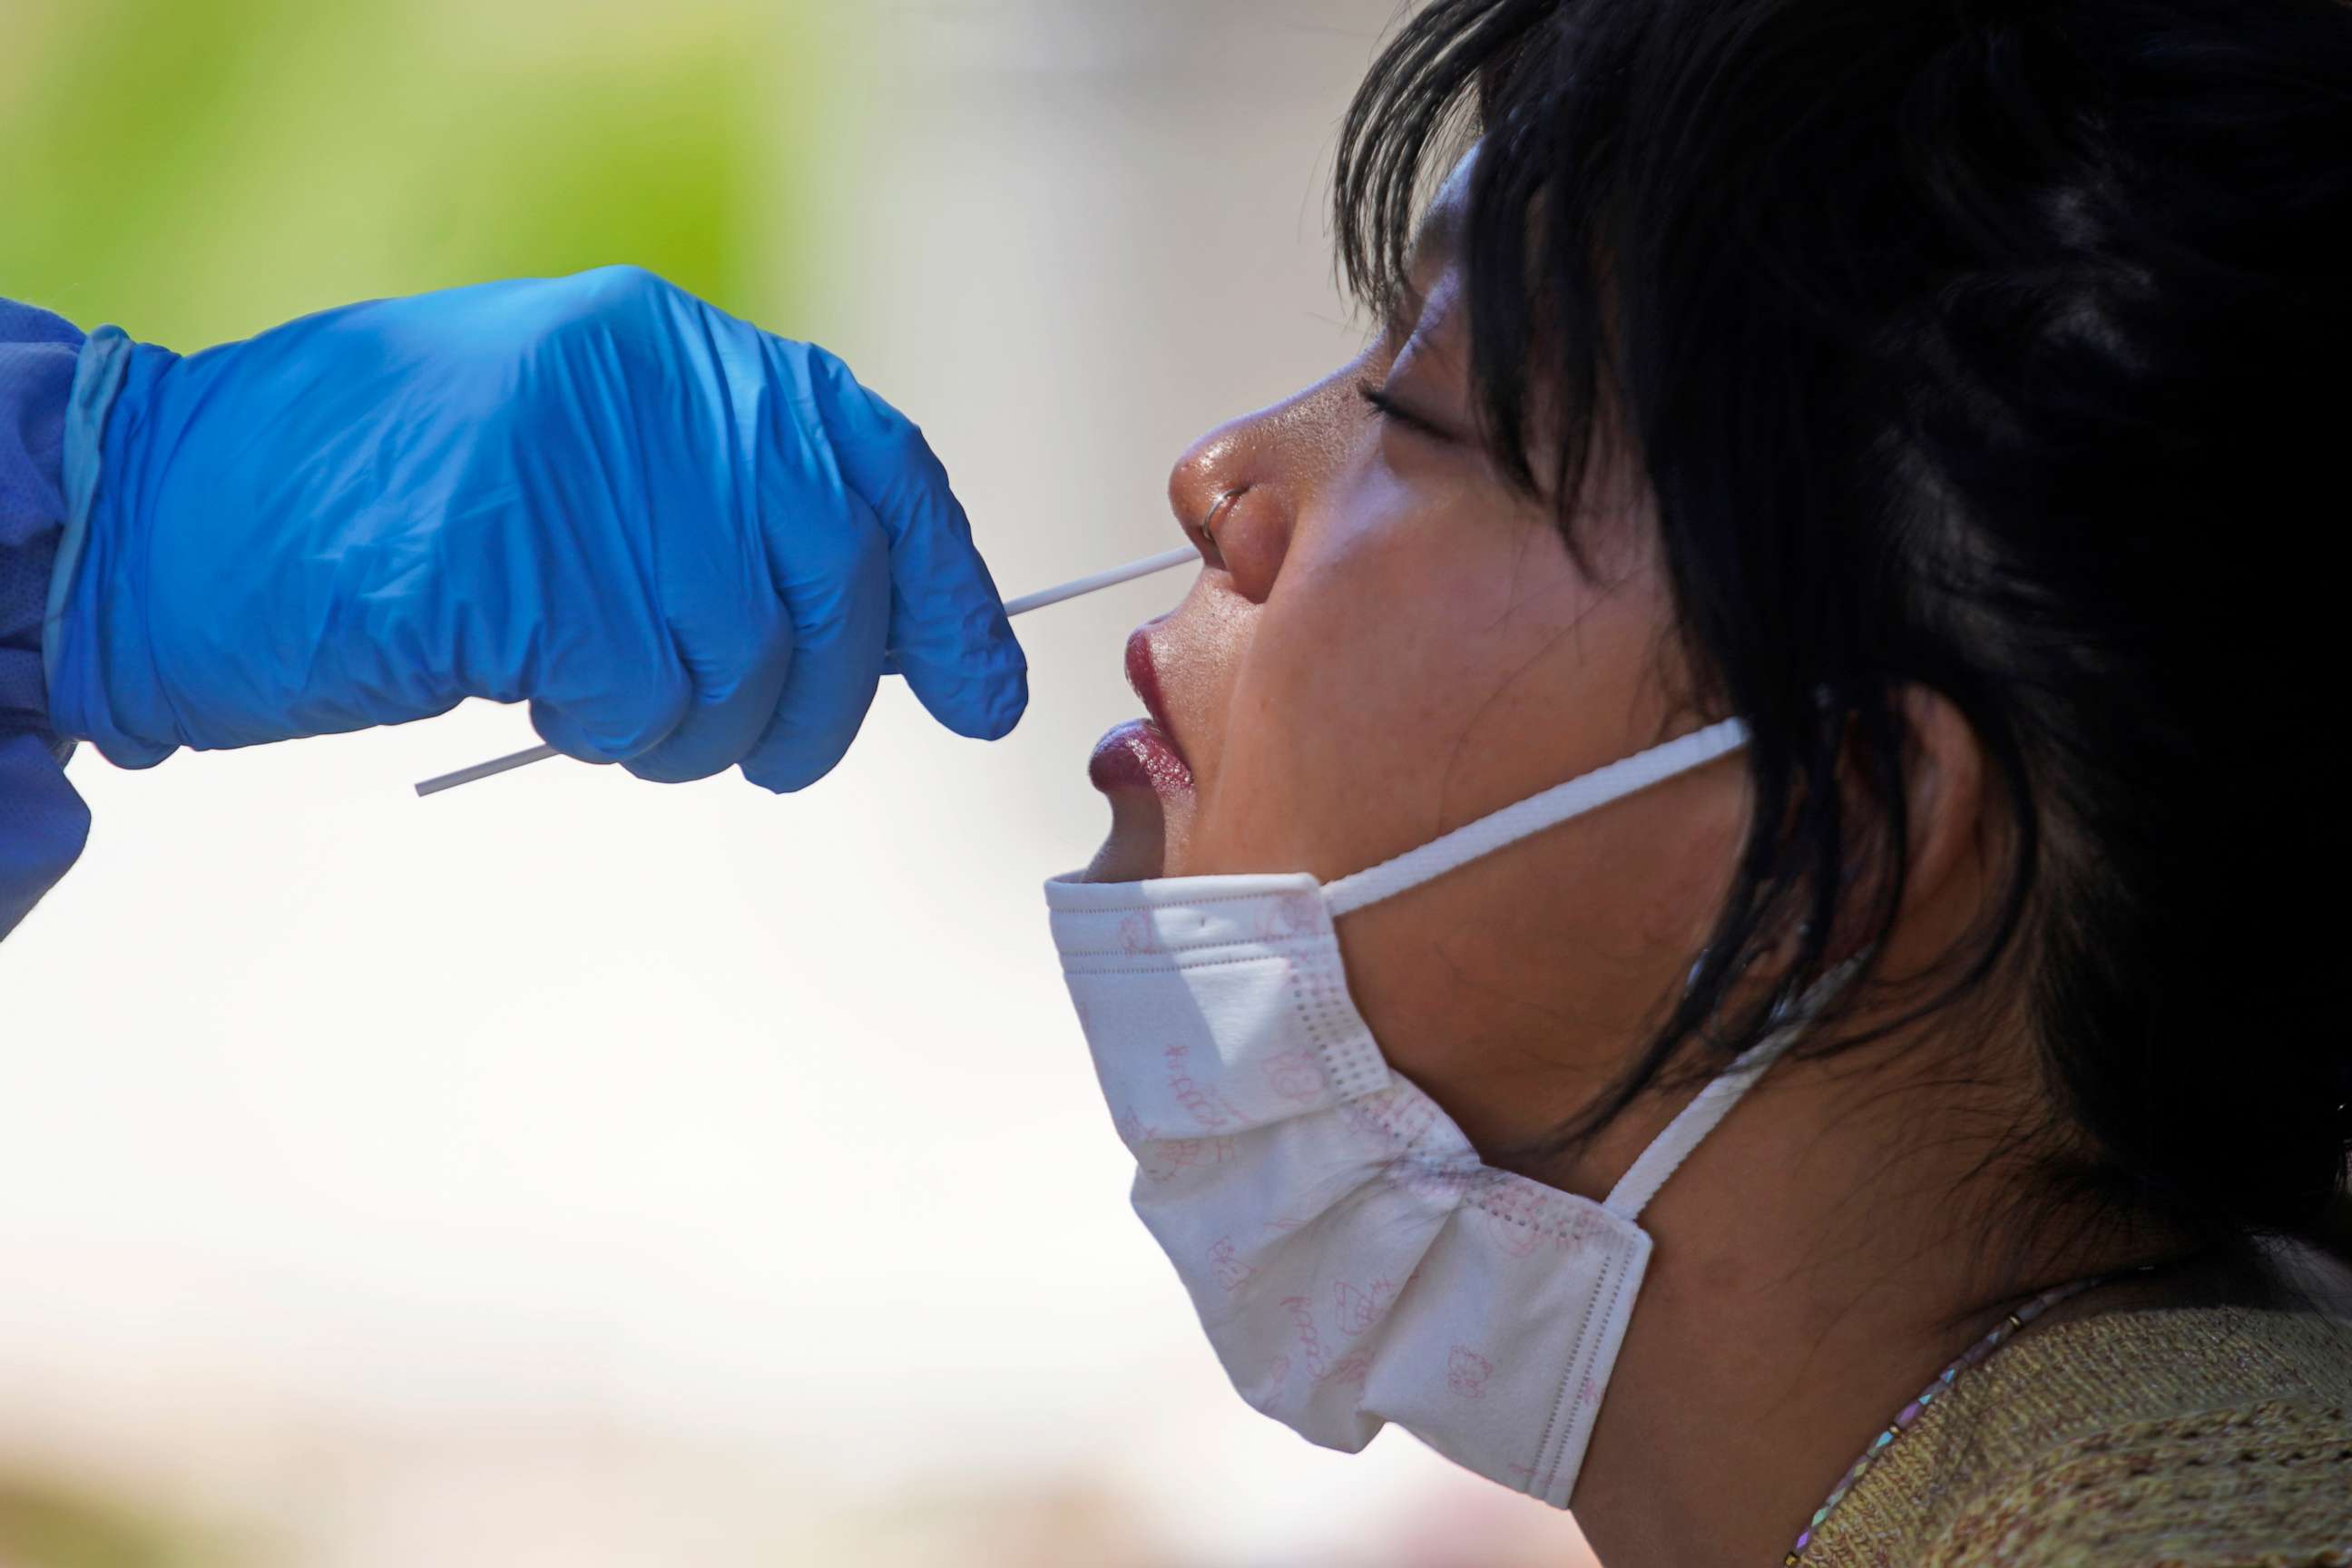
1334, 1277, 1397, 1336
1280, 1295, 1329, 1381
1339, 1084, 1445, 1152
1446, 1346, 1494, 1400
1252, 891, 1322, 941
1117, 912, 1152, 955
1122, 1108, 1238, 1183
1263, 1049, 1327, 1103
1209, 1236, 1253, 1292
1146, 1137, 1236, 1183
1475, 1178, 1610, 1258
1165, 1043, 1246, 1131
1479, 1185, 1556, 1259
1318, 1353, 1371, 1390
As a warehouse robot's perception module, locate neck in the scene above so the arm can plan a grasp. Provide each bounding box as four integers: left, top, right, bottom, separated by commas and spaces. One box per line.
1553, 1034, 2165, 1568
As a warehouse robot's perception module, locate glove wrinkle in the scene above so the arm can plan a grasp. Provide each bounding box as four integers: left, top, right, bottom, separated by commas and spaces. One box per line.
30, 270, 1024, 798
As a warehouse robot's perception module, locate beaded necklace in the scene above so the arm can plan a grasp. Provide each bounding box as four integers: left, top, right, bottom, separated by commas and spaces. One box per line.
1780, 1275, 2109, 1563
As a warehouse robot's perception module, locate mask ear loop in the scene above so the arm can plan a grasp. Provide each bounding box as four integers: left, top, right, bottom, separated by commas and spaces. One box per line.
1601, 957, 1864, 1220
1321, 717, 1751, 919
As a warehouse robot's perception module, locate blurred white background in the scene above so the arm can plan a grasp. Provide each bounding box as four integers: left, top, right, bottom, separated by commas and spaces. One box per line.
3, 3, 1599, 1563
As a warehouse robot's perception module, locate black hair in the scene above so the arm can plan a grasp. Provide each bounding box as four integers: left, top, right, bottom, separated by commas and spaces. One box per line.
1336, 0, 2352, 1261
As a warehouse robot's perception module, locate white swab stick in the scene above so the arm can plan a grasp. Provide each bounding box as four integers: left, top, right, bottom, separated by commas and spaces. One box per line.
413, 544, 1198, 798
412, 745, 562, 796
995, 545, 1198, 617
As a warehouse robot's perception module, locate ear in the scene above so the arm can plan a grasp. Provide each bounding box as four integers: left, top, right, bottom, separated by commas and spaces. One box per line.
1891, 685, 1988, 920
1814, 687, 1988, 965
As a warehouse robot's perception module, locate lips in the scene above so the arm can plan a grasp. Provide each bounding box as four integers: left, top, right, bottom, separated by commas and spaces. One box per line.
1087, 630, 1194, 797
1124, 629, 1180, 746
1088, 719, 1192, 794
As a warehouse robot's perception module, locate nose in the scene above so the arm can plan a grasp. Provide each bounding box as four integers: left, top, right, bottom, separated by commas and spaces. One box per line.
1166, 376, 1349, 603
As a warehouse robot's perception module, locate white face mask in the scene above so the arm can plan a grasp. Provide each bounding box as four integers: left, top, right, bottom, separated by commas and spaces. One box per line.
1045, 717, 1794, 1508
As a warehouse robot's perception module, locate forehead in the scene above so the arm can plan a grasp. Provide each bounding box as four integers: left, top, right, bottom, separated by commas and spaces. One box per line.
1409, 147, 1479, 281
1377, 148, 1479, 350
1381, 147, 1477, 345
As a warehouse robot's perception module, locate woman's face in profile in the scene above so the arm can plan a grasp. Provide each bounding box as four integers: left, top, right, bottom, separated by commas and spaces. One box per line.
1084, 156, 1755, 1170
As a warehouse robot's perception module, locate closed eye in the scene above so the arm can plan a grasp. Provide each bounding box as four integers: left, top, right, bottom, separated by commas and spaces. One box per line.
1357, 378, 1460, 445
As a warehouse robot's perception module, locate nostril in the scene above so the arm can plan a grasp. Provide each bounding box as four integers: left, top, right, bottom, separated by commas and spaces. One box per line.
1192, 486, 1247, 570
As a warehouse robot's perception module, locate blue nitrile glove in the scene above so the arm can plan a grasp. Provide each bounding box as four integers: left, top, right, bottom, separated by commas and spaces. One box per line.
44, 266, 1026, 788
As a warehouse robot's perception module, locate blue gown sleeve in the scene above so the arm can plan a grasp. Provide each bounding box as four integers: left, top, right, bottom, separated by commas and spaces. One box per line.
0, 299, 92, 941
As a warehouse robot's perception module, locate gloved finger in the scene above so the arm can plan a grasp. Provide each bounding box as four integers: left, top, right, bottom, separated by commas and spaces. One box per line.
527, 638, 694, 765
738, 491, 893, 794
797, 348, 1028, 740
621, 544, 798, 784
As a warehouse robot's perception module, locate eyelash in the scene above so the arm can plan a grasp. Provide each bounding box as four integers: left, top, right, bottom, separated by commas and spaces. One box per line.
1357, 379, 1455, 444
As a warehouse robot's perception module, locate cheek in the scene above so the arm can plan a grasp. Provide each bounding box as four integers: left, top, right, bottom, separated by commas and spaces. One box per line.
1334, 766, 1751, 1161
1185, 511, 1668, 884
1172, 544, 1460, 878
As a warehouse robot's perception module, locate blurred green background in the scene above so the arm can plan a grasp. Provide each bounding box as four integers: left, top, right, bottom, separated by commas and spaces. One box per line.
0, 5, 831, 1557
0, 0, 832, 348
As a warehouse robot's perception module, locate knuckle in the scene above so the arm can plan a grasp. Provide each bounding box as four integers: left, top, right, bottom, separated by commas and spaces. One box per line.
802, 348, 927, 459
869, 406, 932, 467
798, 339, 851, 379
534, 265, 677, 343
573, 262, 670, 307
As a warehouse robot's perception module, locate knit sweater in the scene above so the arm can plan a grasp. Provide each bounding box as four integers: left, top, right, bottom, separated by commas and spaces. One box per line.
1805, 1308, 2352, 1567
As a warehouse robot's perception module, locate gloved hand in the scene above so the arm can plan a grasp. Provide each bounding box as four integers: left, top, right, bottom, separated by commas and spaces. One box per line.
44, 266, 1026, 788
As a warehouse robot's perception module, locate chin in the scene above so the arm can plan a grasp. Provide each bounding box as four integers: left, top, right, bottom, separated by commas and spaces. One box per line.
1083, 787, 1171, 882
